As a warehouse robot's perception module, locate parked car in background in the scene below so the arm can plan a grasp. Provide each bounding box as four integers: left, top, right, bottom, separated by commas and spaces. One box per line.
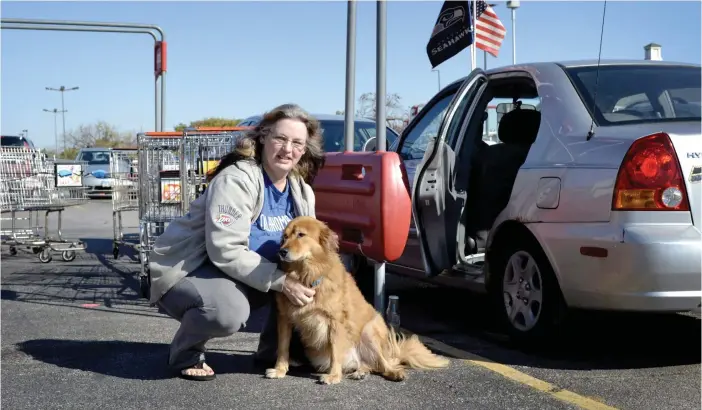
1, 135, 37, 150
352, 60, 701, 345
1, 135, 44, 181
237, 114, 400, 152
76, 147, 134, 198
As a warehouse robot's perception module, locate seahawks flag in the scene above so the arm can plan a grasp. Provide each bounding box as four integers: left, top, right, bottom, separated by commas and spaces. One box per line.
426, 0, 474, 68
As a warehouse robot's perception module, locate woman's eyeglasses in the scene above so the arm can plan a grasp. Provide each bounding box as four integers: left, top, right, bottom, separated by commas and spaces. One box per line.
270, 135, 306, 152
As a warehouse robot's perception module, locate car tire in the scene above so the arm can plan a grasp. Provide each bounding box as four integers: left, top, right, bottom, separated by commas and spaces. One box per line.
488, 232, 567, 348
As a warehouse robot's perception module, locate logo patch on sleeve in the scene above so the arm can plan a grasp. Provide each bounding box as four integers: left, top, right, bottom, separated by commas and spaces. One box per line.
216, 213, 235, 226
215, 205, 243, 226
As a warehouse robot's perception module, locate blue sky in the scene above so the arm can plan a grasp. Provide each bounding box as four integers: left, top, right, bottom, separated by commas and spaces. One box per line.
2, 0, 700, 149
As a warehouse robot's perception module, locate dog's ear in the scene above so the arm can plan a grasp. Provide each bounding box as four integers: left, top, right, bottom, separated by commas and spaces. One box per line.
319, 224, 339, 253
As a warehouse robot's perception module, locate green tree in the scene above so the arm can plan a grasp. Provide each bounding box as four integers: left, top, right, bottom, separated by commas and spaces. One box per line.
174, 117, 242, 132
59, 147, 80, 160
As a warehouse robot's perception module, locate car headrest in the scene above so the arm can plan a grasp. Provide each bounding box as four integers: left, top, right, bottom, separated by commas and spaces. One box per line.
498, 109, 541, 145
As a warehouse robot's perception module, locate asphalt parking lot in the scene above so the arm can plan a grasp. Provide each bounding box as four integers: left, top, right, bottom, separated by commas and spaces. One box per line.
1, 200, 700, 410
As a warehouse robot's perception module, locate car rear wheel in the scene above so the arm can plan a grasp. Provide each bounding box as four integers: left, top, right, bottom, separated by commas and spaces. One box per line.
489, 233, 566, 347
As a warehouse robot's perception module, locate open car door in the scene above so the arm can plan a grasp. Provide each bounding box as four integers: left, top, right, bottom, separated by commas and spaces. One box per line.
412, 68, 488, 275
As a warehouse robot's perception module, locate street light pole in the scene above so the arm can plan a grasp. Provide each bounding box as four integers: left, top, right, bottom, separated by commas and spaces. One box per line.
43, 108, 67, 154
432, 69, 441, 92
45, 85, 79, 152
506, 1, 520, 65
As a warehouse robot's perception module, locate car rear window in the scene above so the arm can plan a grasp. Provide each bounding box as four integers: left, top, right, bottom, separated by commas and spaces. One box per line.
1, 136, 26, 147
565, 65, 701, 125
79, 151, 111, 165
319, 120, 398, 152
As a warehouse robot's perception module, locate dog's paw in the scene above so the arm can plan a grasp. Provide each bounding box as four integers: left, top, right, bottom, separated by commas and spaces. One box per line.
382, 368, 407, 382
347, 370, 368, 380
318, 373, 342, 385
265, 367, 288, 379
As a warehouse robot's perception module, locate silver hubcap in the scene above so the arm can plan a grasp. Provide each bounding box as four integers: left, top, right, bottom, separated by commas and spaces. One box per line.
503, 251, 543, 332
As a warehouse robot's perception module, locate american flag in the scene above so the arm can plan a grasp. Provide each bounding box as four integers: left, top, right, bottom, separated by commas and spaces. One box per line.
474, 1, 506, 57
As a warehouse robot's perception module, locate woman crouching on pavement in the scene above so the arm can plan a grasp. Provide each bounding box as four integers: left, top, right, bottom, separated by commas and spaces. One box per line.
148, 103, 325, 381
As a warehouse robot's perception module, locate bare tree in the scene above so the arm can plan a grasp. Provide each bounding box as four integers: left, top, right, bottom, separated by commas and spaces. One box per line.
337, 92, 410, 134
59, 121, 137, 159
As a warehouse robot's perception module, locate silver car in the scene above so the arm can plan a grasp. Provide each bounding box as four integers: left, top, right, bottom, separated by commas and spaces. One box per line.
379, 60, 701, 344
76, 148, 134, 198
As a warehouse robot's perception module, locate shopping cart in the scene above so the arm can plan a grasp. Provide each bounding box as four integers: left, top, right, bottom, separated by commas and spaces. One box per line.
0, 147, 88, 263
135, 127, 247, 299
136, 131, 186, 297
180, 127, 241, 210
110, 148, 140, 260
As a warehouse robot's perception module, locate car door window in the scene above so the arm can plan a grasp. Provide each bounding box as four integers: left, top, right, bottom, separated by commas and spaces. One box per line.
399, 91, 458, 161
445, 87, 478, 149
358, 125, 399, 149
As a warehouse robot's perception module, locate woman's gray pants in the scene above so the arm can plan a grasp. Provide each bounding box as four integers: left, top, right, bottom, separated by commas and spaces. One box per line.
157, 262, 273, 370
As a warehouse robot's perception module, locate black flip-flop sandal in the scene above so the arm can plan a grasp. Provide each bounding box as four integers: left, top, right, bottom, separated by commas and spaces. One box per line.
178, 361, 216, 381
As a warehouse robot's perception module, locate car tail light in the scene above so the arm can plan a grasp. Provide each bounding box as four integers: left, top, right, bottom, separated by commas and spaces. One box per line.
612, 132, 689, 211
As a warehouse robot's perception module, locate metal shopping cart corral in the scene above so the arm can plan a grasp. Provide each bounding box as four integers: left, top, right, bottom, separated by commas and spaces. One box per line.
0, 147, 88, 263
137, 131, 186, 298
110, 148, 140, 260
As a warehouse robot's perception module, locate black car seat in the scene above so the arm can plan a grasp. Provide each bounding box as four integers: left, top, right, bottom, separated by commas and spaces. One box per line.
463, 108, 541, 252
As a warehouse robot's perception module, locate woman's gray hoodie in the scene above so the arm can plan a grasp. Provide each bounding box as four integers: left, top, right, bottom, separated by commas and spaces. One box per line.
147, 160, 316, 305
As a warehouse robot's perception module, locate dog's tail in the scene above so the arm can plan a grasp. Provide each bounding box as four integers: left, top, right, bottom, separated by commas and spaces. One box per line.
387, 327, 450, 370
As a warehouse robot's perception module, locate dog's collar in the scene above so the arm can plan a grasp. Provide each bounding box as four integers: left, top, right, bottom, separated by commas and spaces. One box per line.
310, 278, 323, 288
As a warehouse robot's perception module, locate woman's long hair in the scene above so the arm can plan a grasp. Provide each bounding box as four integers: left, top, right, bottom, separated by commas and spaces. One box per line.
207, 104, 325, 184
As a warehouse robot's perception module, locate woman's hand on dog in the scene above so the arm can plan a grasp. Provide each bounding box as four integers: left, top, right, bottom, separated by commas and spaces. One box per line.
282, 277, 316, 306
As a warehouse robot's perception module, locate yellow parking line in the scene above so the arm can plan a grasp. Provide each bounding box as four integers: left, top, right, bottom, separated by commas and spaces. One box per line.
407, 330, 619, 410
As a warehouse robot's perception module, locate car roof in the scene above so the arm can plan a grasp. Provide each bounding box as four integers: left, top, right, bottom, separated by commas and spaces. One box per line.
312, 113, 377, 123
441, 60, 701, 89
485, 59, 701, 72
79, 147, 114, 152
553, 59, 701, 69
241, 113, 380, 124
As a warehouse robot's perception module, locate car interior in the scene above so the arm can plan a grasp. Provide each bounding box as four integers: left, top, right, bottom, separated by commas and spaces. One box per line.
457, 75, 542, 257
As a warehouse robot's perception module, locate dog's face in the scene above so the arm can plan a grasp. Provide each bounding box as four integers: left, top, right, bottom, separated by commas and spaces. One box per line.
278, 216, 339, 263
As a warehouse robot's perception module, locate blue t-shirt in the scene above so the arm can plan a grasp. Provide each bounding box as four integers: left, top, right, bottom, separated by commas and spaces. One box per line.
248, 172, 296, 262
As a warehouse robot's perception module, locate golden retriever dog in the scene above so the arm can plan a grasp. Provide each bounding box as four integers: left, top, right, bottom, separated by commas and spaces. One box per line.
264, 216, 450, 385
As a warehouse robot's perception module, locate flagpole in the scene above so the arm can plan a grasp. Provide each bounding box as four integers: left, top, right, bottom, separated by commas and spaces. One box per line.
471, 0, 477, 70
469, 5, 475, 72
